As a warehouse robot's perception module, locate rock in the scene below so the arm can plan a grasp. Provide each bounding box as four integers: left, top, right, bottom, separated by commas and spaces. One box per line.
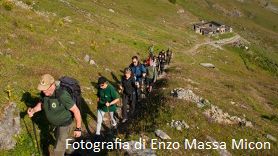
105, 68, 111, 72
200, 63, 215, 68
63, 16, 72, 23
171, 88, 209, 108
68, 41, 75, 45
266, 134, 277, 142
176, 126, 182, 131
169, 120, 189, 131
108, 8, 115, 13
182, 120, 190, 129
0, 103, 21, 150
177, 9, 184, 14
207, 136, 232, 156
124, 141, 156, 156
84, 54, 90, 62
204, 104, 253, 127
244, 121, 253, 128
155, 129, 171, 140
89, 59, 96, 65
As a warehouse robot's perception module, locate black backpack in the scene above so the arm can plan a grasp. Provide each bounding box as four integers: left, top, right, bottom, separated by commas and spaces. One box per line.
41, 76, 82, 112
58, 76, 82, 110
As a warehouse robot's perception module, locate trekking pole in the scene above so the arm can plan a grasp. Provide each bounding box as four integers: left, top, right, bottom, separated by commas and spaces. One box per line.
32, 120, 41, 155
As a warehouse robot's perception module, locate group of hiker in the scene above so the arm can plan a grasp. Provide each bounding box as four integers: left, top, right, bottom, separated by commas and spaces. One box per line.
27, 47, 173, 156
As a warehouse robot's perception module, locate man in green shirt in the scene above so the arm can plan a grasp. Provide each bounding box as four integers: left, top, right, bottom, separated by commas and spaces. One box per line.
27, 74, 82, 156
95, 77, 120, 137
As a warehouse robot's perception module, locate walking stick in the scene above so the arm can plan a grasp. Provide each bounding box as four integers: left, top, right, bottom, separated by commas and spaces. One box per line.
32, 120, 41, 155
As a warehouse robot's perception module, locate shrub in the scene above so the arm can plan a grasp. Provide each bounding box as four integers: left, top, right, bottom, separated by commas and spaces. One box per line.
2, 0, 14, 11
169, 0, 176, 4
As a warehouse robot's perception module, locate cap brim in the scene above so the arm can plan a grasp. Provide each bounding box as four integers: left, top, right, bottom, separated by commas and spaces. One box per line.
37, 84, 50, 91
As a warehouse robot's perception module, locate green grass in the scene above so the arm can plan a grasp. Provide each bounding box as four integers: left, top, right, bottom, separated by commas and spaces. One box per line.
211, 32, 236, 40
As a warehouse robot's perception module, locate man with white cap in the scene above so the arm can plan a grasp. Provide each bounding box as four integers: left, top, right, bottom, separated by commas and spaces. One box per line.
27, 74, 82, 156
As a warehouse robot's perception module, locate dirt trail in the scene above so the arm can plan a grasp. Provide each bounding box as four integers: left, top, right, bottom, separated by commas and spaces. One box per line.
188, 34, 242, 54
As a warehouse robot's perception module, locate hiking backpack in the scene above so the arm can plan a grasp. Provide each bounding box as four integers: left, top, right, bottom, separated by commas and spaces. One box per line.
58, 76, 82, 110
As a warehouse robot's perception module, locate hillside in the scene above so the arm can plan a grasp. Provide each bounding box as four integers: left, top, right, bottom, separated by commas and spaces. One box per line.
0, 0, 277, 155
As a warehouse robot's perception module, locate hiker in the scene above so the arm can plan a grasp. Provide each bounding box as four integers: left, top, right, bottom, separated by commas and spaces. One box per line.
158, 51, 166, 75
146, 53, 154, 66
144, 60, 157, 93
27, 74, 82, 156
153, 56, 160, 77
95, 77, 120, 138
166, 49, 172, 65
129, 56, 146, 100
119, 68, 137, 123
148, 44, 154, 56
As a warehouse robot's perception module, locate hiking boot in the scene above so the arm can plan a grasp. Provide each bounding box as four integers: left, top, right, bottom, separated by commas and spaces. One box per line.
122, 118, 128, 123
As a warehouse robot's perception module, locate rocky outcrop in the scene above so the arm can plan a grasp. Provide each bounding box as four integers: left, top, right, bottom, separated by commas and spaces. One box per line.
203, 105, 253, 127
171, 88, 210, 108
0, 103, 21, 150
171, 88, 253, 127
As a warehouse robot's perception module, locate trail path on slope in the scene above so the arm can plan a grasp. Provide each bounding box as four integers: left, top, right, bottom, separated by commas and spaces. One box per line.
188, 34, 242, 54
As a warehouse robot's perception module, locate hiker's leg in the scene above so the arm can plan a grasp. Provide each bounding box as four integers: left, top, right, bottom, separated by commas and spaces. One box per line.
130, 92, 136, 116
109, 112, 117, 126
136, 81, 141, 101
96, 109, 105, 135
53, 124, 71, 156
149, 84, 153, 92
122, 94, 128, 119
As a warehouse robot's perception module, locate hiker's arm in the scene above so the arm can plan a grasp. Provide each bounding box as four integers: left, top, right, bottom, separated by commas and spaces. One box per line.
70, 104, 82, 137
154, 68, 158, 82
27, 102, 42, 117
142, 65, 147, 77
119, 85, 123, 92
106, 98, 120, 106
70, 104, 82, 129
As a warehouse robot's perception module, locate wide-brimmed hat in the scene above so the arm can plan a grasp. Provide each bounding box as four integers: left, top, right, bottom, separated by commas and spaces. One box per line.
37, 74, 55, 91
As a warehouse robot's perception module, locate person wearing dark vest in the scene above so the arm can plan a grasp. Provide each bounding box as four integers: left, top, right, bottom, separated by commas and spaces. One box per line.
27, 74, 82, 156
119, 68, 137, 123
95, 77, 120, 137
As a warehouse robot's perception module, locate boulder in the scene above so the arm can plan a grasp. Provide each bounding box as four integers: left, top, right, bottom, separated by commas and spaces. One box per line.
0, 103, 21, 150
200, 63, 215, 68
171, 88, 209, 108
89, 59, 96, 65
84, 54, 90, 62
155, 129, 171, 140
266, 134, 277, 142
108, 9, 115, 13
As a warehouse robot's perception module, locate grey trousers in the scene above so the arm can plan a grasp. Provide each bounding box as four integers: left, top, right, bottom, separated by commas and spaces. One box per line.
96, 109, 117, 135
53, 123, 73, 156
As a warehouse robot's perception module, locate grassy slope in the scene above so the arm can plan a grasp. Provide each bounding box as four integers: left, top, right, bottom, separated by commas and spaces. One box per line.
0, 0, 277, 155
